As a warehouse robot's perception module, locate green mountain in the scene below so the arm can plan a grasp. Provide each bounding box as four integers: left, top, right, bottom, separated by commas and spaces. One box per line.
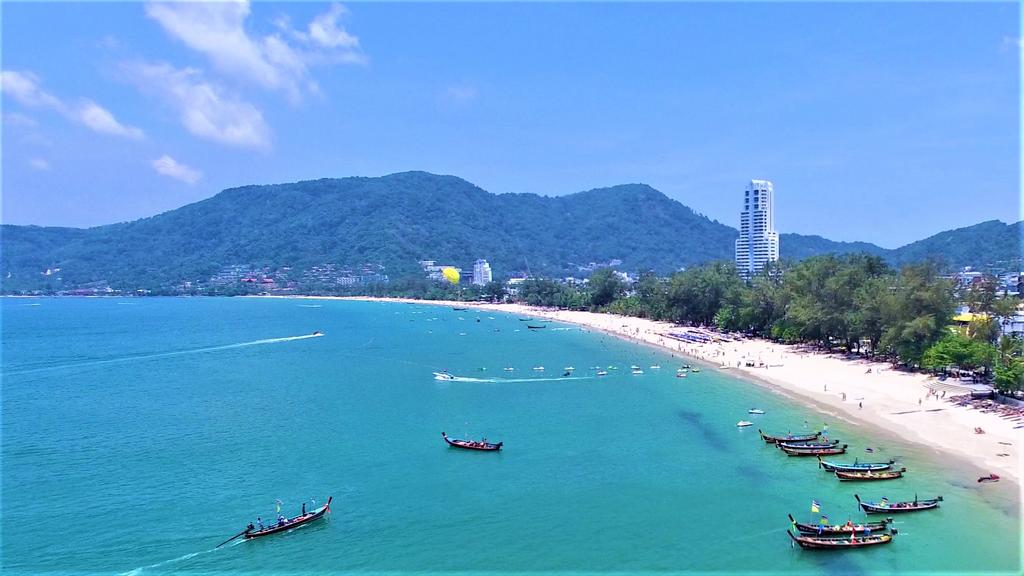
1, 171, 1019, 292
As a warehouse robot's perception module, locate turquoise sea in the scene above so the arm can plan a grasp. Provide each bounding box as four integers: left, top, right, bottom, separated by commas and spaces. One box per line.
1, 297, 1020, 575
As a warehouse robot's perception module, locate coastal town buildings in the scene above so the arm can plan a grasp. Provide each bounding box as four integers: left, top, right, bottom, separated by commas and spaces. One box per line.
735, 179, 780, 278
472, 259, 493, 286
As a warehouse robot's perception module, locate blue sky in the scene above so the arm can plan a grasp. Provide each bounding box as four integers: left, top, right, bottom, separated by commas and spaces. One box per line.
1, 2, 1019, 248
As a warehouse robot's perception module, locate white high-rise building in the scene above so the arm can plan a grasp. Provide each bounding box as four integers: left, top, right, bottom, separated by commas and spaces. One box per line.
472, 259, 493, 286
735, 180, 779, 278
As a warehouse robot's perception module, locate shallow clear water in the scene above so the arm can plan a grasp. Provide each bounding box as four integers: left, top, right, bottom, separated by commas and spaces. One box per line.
2, 298, 1019, 575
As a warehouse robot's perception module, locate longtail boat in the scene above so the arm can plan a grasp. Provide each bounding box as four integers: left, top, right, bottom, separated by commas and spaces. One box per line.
244, 497, 332, 540
787, 529, 894, 549
818, 455, 896, 472
526, 325, 546, 330
855, 494, 942, 513
835, 468, 907, 481
788, 514, 891, 535
780, 444, 847, 456
777, 439, 841, 450
442, 432, 502, 451
759, 429, 820, 444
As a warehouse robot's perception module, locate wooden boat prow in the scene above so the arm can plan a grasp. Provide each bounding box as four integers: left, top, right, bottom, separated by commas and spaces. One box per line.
854, 493, 942, 513
787, 529, 894, 549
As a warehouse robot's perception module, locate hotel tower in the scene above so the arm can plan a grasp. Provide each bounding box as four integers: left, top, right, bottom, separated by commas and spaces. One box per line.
734, 179, 779, 278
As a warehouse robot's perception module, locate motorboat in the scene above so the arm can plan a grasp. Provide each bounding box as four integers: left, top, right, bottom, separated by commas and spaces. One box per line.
433, 371, 455, 381
737, 421, 754, 427
748, 409, 765, 414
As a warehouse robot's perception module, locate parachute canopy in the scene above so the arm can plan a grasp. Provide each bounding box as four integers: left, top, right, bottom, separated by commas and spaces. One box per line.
442, 267, 460, 284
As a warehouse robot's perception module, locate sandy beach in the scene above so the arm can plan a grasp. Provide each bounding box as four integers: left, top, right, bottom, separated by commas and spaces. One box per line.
267, 295, 1023, 486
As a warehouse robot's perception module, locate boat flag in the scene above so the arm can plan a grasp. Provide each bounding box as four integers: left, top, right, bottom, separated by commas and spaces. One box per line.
275, 499, 283, 513
820, 515, 829, 525
810, 499, 821, 513
880, 497, 889, 508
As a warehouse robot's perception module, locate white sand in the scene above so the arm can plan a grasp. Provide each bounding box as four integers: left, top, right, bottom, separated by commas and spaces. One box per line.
266, 295, 1023, 484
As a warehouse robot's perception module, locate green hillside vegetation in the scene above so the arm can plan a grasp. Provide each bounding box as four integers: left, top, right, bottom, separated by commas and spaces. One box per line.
1, 171, 1019, 292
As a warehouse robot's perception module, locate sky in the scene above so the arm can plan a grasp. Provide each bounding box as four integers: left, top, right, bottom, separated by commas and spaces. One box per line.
1, 1, 1019, 248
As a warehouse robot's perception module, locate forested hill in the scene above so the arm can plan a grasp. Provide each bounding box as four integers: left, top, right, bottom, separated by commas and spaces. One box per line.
1, 171, 1020, 291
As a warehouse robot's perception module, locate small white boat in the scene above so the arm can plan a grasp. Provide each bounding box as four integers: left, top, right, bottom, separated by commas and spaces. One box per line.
597, 370, 608, 376
737, 421, 753, 427
503, 367, 515, 372
649, 365, 661, 369
564, 366, 575, 371
630, 365, 641, 370
691, 367, 701, 373
433, 372, 455, 381
676, 372, 687, 378
632, 368, 644, 375
533, 366, 545, 371
748, 409, 765, 415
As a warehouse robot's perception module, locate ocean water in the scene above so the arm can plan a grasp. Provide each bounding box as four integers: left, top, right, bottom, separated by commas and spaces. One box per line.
1, 297, 1019, 575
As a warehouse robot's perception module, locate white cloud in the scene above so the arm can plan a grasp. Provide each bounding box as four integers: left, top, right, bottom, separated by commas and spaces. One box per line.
125, 61, 271, 149
308, 4, 359, 49
28, 158, 50, 171
145, 1, 363, 102
3, 112, 38, 127
446, 83, 479, 104
0, 70, 144, 139
152, 154, 202, 184
74, 101, 145, 139
0, 70, 64, 109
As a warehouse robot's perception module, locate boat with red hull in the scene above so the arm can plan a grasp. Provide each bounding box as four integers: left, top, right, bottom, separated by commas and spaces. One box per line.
442, 432, 503, 451
788, 514, 891, 535
855, 494, 942, 513
787, 529, 895, 549
244, 497, 332, 539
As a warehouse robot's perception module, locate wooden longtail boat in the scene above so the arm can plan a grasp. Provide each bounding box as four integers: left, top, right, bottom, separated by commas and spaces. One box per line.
442, 432, 502, 451
835, 468, 907, 481
817, 455, 896, 472
777, 439, 841, 450
244, 497, 331, 539
780, 444, 847, 456
526, 325, 546, 329
759, 429, 820, 444
788, 514, 891, 535
787, 529, 894, 549
855, 494, 942, 513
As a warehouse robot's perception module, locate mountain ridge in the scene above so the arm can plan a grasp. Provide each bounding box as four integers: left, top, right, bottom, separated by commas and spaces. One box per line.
1, 171, 1020, 291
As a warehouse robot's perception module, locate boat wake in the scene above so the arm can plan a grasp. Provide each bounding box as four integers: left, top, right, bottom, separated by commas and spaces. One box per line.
5, 334, 324, 376
120, 538, 243, 576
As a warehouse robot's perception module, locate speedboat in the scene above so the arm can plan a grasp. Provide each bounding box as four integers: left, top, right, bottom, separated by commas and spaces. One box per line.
649, 365, 661, 369
564, 366, 575, 371
748, 409, 765, 415
533, 366, 545, 371
312, 331, 323, 336
433, 372, 455, 381
737, 421, 754, 427
691, 367, 701, 373
596, 371, 608, 376
676, 372, 687, 378
630, 365, 641, 370
503, 367, 515, 372
632, 368, 644, 375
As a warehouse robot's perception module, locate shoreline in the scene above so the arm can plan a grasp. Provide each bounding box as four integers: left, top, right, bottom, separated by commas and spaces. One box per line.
263, 295, 1022, 490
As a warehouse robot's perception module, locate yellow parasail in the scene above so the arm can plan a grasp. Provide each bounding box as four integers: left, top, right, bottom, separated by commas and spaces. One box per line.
442, 267, 460, 284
